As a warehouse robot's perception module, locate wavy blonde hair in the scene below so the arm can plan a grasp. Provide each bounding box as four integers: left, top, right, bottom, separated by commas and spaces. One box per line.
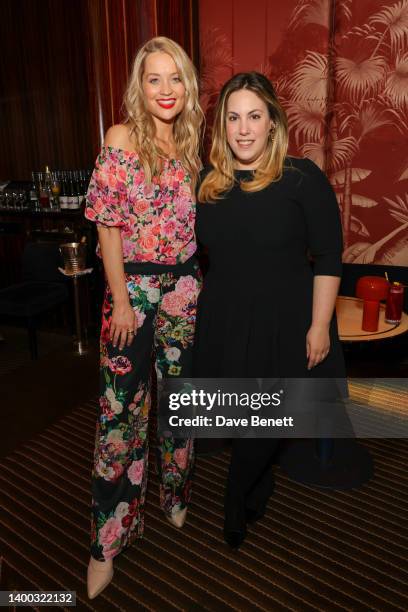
124, 37, 204, 187
199, 72, 289, 203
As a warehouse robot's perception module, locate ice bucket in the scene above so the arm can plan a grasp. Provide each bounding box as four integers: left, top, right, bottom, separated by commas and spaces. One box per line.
59, 242, 87, 273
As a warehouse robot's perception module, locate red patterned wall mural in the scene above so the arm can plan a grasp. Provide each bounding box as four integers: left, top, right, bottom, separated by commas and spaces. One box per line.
199, 0, 408, 266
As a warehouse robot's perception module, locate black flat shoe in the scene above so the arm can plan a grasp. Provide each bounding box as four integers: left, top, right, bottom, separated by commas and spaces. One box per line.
223, 528, 246, 549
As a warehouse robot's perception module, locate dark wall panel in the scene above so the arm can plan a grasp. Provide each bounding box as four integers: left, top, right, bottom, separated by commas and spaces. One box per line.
156, 0, 199, 65
86, 0, 150, 147
0, 0, 94, 180
0, 0, 200, 179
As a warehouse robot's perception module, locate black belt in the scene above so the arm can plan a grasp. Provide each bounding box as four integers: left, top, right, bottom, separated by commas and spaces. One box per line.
123, 256, 197, 276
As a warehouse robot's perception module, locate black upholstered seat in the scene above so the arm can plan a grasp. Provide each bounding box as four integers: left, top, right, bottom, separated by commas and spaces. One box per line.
0, 242, 69, 358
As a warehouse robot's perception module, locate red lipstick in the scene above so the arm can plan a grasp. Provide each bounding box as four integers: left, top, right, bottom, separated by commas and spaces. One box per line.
157, 99, 176, 109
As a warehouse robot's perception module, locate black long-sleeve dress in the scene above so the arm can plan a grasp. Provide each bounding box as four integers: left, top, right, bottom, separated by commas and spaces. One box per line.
194, 157, 346, 529
194, 156, 345, 379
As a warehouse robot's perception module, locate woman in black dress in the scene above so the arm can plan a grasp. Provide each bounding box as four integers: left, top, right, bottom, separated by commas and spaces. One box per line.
194, 72, 345, 548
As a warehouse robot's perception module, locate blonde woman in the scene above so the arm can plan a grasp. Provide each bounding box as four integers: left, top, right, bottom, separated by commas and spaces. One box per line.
85, 37, 203, 598
195, 72, 345, 548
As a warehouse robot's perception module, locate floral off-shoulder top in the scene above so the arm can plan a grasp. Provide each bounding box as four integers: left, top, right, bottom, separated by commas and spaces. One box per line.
85, 146, 197, 264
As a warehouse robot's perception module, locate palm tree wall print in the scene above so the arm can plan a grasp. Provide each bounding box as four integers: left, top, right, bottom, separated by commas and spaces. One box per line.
199, 0, 408, 265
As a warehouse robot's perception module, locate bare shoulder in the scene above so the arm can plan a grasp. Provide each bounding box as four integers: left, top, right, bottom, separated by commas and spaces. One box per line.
104, 124, 136, 151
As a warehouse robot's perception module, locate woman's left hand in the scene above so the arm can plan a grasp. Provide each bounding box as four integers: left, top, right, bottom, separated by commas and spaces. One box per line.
306, 324, 330, 370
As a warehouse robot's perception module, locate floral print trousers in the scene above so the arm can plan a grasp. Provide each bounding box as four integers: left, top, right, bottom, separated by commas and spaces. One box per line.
91, 266, 201, 561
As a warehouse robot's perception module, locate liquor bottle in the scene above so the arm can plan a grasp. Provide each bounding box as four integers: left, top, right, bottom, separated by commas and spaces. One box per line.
38, 173, 49, 209
66, 172, 73, 210
77, 170, 84, 207
80, 170, 87, 204
70, 171, 79, 210
44, 165, 54, 208
65, 171, 72, 210
30, 172, 39, 211
60, 172, 68, 210
51, 171, 61, 211
72, 171, 80, 210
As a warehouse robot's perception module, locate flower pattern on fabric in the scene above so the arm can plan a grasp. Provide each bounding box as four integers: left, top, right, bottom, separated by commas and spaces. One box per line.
91, 267, 202, 561
85, 146, 197, 264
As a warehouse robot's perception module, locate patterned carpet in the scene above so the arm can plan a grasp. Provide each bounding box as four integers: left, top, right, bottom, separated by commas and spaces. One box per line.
1, 396, 408, 611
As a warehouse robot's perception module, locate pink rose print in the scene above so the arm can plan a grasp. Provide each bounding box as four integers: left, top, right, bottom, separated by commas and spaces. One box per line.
143, 183, 154, 198
106, 431, 127, 455
134, 199, 150, 215
160, 208, 171, 220
108, 174, 118, 189
175, 276, 198, 300
161, 291, 189, 317
86, 147, 196, 264
93, 198, 104, 214
175, 197, 191, 220
99, 396, 115, 420
145, 213, 155, 224
185, 240, 197, 258
99, 517, 123, 549
122, 241, 134, 259
118, 168, 127, 182
163, 219, 177, 237
174, 447, 188, 470
128, 459, 144, 485
134, 308, 146, 328
133, 171, 144, 186
139, 227, 159, 252
85, 207, 96, 220
150, 222, 161, 236
116, 181, 127, 195
109, 355, 132, 375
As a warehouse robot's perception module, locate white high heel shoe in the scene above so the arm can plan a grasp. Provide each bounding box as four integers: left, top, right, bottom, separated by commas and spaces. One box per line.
166, 507, 187, 528
87, 557, 114, 600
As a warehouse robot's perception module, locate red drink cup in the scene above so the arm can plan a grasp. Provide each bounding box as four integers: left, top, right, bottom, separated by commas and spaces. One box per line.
356, 276, 389, 332
362, 300, 381, 332
385, 283, 404, 324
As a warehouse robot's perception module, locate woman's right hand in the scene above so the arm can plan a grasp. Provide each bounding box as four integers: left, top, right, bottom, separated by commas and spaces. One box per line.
110, 301, 138, 350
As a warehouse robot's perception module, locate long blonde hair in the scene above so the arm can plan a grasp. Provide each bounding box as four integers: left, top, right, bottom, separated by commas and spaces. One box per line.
124, 36, 204, 187
199, 72, 289, 203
